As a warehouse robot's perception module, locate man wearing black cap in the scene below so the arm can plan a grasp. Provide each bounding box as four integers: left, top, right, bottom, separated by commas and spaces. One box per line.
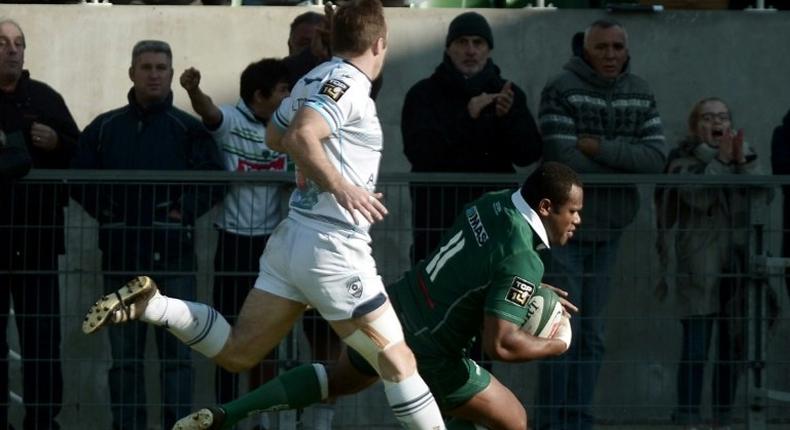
402, 11, 542, 266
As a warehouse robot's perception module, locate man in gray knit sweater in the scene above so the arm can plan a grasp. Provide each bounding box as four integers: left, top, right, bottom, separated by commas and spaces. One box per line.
536, 19, 667, 430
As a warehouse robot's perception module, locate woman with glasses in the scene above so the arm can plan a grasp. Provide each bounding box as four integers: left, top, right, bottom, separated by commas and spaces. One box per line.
655, 97, 766, 430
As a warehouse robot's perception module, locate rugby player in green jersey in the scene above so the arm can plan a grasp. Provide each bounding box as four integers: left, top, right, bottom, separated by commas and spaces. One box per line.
173, 161, 582, 430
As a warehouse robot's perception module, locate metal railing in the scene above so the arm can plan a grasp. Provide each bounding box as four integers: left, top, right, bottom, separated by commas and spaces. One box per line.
1, 171, 788, 429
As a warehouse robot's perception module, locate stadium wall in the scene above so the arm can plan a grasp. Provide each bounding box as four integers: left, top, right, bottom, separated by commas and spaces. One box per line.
3, 5, 789, 429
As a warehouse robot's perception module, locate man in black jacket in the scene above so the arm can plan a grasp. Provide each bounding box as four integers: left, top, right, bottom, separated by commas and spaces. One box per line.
401, 11, 542, 264
71, 40, 222, 430
0, 18, 78, 430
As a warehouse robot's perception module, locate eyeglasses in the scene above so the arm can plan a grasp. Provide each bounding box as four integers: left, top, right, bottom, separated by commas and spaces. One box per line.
700, 112, 730, 122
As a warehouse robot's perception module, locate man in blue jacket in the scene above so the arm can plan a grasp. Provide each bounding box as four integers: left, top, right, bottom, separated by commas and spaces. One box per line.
72, 40, 222, 430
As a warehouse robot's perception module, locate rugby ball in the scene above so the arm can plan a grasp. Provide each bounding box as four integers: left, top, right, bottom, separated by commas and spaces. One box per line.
521, 286, 564, 338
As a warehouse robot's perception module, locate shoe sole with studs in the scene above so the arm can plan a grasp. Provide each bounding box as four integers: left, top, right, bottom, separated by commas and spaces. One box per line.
82, 275, 155, 334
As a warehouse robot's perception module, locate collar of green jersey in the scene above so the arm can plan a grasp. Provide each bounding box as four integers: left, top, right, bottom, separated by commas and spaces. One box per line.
511, 190, 551, 250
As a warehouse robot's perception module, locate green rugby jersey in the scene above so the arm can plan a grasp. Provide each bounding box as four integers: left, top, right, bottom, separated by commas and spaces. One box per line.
389, 189, 550, 357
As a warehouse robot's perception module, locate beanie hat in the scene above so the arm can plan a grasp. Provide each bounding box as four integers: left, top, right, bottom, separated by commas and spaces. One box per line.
445, 12, 494, 49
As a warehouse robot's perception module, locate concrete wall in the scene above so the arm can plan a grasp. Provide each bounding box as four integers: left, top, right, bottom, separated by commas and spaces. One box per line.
6, 6, 790, 170
3, 4, 790, 429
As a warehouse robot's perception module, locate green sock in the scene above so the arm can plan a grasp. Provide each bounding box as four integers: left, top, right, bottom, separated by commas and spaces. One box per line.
220, 363, 326, 428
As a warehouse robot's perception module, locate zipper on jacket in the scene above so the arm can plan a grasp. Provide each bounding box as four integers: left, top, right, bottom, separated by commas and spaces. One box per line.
605, 88, 615, 139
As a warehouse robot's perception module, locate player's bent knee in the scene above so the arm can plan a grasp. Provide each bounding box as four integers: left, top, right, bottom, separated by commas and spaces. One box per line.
341, 305, 413, 381
378, 341, 417, 381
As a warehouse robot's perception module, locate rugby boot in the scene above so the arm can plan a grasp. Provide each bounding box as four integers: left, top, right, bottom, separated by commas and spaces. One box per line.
82, 275, 158, 334
172, 407, 226, 430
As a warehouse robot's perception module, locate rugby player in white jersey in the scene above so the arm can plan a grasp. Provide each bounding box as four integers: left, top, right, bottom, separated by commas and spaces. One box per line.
81, 1, 445, 429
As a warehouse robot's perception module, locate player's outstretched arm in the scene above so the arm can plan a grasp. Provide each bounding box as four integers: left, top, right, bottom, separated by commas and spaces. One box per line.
180, 67, 222, 127
482, 315, 569, 363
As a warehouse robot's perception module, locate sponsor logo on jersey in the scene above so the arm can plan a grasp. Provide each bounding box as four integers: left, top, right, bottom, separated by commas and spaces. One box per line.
237, 155, 287, 172
466, 206, 489, 246
319, 79, 350, 102
347, 276, 364, 299
505, 276, 535, 307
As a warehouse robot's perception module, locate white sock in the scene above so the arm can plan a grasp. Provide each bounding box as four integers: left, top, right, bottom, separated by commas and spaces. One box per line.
383, 372, 445, 430
314, 363, 330, 400
141, 292, 231, 358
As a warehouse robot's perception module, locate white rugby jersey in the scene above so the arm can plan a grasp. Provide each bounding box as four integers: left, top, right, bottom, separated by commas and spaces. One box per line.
272, 57, 382, 235
212, 100, 291, 236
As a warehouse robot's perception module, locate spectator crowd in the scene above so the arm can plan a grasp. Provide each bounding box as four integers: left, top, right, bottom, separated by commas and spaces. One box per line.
0, 4, 788, 430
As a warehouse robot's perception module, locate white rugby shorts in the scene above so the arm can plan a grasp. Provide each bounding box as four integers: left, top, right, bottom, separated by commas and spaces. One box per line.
254, 217, 387, 321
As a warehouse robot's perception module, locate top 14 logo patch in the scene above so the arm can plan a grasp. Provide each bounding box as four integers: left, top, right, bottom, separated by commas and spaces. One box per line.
505, 276, 535, 307
319, 79, 350, 102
